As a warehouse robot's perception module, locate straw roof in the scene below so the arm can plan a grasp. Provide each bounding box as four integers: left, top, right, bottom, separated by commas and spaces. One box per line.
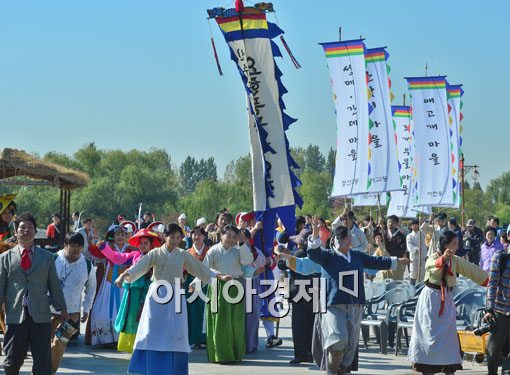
0, 148, 90, 190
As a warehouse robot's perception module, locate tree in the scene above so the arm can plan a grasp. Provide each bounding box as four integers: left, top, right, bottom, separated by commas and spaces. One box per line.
74, 143, 103, 177
179, 156, 199, 196
325, 147, 336, 176
485, 171, 510, 207
179, 156, 218, 196
178, 180, 228, 224
496, 205, 510, 226
304, 144, 325, 171
297, 169, 332, 218
223, 155, 252, 212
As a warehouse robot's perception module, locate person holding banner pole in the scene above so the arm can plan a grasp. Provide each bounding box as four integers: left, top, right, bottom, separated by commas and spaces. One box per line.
407, 219, 427, 285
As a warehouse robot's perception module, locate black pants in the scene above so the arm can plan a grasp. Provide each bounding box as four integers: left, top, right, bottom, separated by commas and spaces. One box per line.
487, 313, 510, 375
3, 317, 52, 375
291, 299, 315, 359
468, 249, 480, 265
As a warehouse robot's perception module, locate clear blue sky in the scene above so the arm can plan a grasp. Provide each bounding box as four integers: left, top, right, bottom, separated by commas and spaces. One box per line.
0, 1, 507, 188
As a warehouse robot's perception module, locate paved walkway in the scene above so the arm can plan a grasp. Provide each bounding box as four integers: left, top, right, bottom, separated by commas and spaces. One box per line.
2, 316, 487, 374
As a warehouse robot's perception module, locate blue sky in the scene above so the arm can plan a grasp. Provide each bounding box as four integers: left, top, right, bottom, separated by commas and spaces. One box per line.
0, 1, 507, 188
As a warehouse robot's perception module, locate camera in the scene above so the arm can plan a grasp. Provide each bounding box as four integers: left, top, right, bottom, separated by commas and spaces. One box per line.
473, 308, 498, 336
55, 319, 80, 344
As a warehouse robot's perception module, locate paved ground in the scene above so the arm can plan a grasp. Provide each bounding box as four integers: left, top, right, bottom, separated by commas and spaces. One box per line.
1, 316, 487, 374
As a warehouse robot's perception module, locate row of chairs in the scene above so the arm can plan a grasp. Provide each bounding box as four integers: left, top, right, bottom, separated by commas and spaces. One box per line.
361, 279, 417, 354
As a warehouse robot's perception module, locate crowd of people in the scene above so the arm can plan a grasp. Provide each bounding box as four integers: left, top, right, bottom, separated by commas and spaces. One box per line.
1, 195, 510, 374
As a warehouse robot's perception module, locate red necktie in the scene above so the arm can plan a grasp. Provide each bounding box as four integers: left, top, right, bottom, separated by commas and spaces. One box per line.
21, 249, 31, 271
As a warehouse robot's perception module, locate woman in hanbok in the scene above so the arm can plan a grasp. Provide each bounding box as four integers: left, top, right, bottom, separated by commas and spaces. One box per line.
191, 224, 254, 363
89, 224, 131, 345
121, 223, 231, 375
183, 226, 210, 349
408, 230, 488, 374
93, 228, 161, 352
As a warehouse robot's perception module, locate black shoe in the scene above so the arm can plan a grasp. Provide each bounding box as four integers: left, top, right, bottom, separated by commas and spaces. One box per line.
289, 356, 311, 364
266, 336, 282, 348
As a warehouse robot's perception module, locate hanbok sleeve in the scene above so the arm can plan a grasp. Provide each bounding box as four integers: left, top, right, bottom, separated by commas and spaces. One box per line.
455, 255, 489, 286
82, 266, 97, 313
287, 256, 322, 275
238, 243, 254, 266
99, 243, 138, 265
184, 251, 216, 284
358, 251, 395, 270
125, 251, 154, 283
306, 236, 329, 266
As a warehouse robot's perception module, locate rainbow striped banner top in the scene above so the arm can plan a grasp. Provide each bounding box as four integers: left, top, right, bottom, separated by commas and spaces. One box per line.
447, 84, 464, 99
406, 76, 447, 90
320, 39, 365, 59
365, 47, 388, 63
392, 106, 411, 118
213, 7, 270, 41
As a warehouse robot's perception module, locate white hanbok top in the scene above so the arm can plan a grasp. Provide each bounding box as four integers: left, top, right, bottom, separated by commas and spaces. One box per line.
124, 245, 216, 353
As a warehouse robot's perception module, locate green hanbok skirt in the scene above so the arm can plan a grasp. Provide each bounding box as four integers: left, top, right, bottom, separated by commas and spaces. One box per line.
206, 279, 246, 363
114, 274, 151, 352
184, 274, 207, 346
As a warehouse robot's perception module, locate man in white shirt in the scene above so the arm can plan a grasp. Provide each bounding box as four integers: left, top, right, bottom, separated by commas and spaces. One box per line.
406, 219, 427, 285
421, 212, 448, 256
332, 210, 368, 253
51, 232, 96, 373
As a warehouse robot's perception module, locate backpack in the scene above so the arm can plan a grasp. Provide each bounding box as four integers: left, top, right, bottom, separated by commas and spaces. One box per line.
53, 252, 92, 275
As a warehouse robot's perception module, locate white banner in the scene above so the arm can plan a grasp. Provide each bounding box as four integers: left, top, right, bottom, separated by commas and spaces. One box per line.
218, 19, 295, 211
365, 47, 401, 193
387, 106, 416, 218
447, 83, 463, 208
321, 40, 370, 197
406, 76, 453, 206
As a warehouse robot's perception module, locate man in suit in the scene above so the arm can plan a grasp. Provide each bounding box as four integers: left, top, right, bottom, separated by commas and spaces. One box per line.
0, 212, 68, 375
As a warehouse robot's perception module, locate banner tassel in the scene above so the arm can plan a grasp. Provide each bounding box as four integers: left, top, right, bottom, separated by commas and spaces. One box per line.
279, 35, 301, 69
211, 37, 223, 76
208, 19, 223, 76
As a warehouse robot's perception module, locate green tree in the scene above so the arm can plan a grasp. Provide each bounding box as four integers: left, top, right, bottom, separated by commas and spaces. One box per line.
485, 171, 510, 207
179, 156, 218, 196
496, 205, 510, 226
304, 144, 325, 171
223, 155, 252, 213
178, 180, 228, 224
74, 143, 103, 177
297, 169, 332, 218
325, 147, 336, 176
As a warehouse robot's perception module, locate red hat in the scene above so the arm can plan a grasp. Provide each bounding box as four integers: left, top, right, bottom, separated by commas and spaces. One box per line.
147, 221, 165, 233
128, 228, 162, 248
235, 211, 255, 226
120, 220, 137, 234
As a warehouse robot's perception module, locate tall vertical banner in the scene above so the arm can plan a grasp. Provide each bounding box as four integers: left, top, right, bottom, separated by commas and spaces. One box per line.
447, 83, 463, 208
320, 40, 370, 197
365, 47, 401, 193
387, 106, 417, 218
406, 76, 453, 206
208, 5, 302, 252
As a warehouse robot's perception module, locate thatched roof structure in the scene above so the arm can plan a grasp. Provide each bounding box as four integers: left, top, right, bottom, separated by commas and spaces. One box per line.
0, 148, 89, 190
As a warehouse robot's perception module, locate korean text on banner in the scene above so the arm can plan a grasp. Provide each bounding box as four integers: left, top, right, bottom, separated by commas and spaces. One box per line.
321, 40, 370, 197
